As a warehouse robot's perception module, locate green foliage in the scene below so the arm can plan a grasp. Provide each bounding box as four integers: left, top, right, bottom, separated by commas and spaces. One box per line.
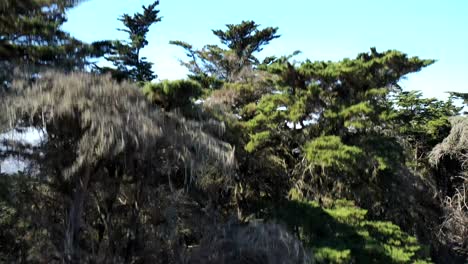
356, 135, 405, 172
212, 20, 279, 62
302, 49, 433, 133
245, 130, 271, 152
0, 174, 56, 263
270, 198, 432, 263
171, 20, 279, 85
143, 79, 202, 110
0, 0, 105, 88
3, 8, 467, 261
241, 48, 434, 157
340, 102, 373, 129
304, 136, 363, 172
392, 91, 460, 167
393, 91, 459, 141
102, 1, 161, 82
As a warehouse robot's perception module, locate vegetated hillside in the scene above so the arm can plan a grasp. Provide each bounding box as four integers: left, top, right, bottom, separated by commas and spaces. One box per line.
0, 1, 467, 263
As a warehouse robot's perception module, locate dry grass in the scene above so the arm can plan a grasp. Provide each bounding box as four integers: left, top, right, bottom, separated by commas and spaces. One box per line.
186, 222, 311, 264
429, 116, 468, 169
430, 117, 468, 257
438, 182, 468, 256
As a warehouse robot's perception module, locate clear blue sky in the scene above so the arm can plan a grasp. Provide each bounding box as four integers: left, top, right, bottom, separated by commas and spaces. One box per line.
63, 0, 467, 99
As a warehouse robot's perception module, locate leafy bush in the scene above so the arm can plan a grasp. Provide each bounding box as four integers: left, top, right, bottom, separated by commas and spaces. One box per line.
143, 79, 202, 110
304, 136, 363, 172
270, 198, 432, 263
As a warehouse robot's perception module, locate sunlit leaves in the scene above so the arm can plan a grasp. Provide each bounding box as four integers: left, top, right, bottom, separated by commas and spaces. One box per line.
304, 136, 363, 171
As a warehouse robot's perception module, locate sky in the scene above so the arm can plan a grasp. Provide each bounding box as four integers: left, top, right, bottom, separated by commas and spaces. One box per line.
63, 0, 468, 100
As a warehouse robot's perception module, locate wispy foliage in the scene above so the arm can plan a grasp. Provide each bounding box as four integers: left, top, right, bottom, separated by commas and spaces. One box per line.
5, 72, 235, 178
429, 117, 468, 169
187, 222, 310, 264
2, 72, 235, 262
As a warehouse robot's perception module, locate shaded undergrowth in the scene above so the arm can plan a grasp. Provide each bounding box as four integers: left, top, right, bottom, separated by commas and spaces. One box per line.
265, 198, 432, 263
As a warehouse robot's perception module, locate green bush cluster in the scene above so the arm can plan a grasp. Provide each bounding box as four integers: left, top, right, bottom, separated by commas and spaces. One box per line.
270, 198, 432, 263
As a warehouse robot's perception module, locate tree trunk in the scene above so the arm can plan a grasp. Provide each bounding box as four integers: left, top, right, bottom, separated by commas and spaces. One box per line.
63, 167, 91, 263
124, 180, 143, 262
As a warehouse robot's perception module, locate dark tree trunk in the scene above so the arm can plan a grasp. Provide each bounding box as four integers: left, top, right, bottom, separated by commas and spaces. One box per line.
63, 168, 91, 263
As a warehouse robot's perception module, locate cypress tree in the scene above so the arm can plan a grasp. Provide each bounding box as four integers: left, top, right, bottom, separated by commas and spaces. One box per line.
171, 20, 279, 87
101, 1, 161, 83
0, 0, 105, 88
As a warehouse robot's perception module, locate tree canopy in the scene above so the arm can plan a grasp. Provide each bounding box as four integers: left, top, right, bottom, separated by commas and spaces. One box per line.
0, 0, 108, 89
1, 3, 467, 263
100, 1, 161, 83
171, 20, 279, 87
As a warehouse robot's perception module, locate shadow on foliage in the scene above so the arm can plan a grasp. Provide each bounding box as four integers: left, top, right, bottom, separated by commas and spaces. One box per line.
266, 199, 432, 264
